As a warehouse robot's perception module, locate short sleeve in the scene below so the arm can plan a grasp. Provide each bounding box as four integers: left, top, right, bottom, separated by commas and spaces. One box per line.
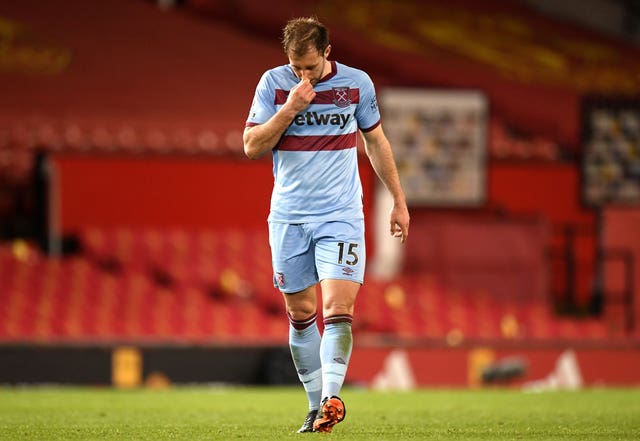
354, 73, 381, 132
246, 72, 276, 127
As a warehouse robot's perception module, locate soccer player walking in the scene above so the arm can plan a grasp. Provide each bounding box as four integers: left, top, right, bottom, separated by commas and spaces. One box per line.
243, 16, 409, 433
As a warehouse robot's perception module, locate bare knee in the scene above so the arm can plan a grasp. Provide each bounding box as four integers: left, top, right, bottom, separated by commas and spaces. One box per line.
322, 302, 354, 318
287, 302, 317, 320
283, 286, 317, 321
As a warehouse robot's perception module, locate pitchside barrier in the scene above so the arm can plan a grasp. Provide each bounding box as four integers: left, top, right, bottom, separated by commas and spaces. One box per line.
1, 341, 639, 388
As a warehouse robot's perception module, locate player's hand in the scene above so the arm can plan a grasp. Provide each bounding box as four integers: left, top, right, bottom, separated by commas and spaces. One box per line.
390, 204, 410, 243
287, 78, 315, 113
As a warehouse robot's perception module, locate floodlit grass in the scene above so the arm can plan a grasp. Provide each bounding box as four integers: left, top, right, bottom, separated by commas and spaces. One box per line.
0, 386, 638, 440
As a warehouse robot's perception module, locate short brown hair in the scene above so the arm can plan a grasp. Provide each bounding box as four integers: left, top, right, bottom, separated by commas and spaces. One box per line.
282, 17, 329, 57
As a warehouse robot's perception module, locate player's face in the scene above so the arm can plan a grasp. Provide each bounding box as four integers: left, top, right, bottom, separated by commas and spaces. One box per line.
288, 45, 331, 85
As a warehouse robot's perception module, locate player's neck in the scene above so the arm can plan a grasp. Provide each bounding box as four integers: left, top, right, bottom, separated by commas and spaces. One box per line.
321, 59, 332, 80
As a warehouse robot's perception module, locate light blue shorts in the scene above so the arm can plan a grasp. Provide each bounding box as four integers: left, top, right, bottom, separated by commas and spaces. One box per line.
268, 219, 366, 294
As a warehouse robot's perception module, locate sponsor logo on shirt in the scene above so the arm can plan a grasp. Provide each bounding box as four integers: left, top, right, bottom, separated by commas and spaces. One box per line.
292, 112, 351, 129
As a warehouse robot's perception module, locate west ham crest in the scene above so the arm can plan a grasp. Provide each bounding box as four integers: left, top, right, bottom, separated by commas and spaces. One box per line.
275, 272, 286, 288
332, 87, 351, 108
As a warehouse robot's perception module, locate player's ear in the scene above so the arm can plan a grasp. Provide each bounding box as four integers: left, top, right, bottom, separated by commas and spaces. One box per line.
324, 44, 331, 58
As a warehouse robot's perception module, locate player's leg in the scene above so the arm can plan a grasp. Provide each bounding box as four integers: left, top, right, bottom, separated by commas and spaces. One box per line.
319, 279, 358, 397
282, 286, 322, 432
268, 222, 322, 432
312, 279, 357, 432
311, 220, 365, 432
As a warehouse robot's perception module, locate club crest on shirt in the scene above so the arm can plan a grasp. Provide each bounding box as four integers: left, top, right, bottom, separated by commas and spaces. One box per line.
332, 87, 351, 108
275, 272, 286, 288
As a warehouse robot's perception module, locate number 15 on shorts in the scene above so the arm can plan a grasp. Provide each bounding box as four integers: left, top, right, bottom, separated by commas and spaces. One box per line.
337, 242, 359, 265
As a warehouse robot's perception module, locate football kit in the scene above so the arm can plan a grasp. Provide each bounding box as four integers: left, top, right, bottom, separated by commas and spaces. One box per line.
246, 60, 381, 224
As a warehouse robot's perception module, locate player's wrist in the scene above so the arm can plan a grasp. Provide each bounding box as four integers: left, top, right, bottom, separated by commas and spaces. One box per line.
392, 195, 407, 209
278, 102, 301, 122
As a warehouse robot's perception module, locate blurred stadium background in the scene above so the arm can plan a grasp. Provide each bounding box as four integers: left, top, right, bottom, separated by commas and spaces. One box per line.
0, 0, 639, 389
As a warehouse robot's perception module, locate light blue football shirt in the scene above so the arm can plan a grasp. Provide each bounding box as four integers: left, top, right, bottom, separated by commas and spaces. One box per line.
246, 60, 381, 223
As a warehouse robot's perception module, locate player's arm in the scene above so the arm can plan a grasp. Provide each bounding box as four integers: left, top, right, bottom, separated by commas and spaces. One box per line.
243, 79, 316, 160
361, 125, 410, 242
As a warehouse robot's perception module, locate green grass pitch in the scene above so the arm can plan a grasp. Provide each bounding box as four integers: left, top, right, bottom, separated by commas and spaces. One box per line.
1, 386, 638, 440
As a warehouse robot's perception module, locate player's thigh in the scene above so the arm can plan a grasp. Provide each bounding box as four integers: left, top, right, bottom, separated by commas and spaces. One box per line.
268, 222, 318, 293
320, 278, 360, 316
313, 219, 366, 285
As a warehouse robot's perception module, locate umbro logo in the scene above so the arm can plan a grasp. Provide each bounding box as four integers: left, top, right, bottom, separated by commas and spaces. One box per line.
342, 267, 355, 276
